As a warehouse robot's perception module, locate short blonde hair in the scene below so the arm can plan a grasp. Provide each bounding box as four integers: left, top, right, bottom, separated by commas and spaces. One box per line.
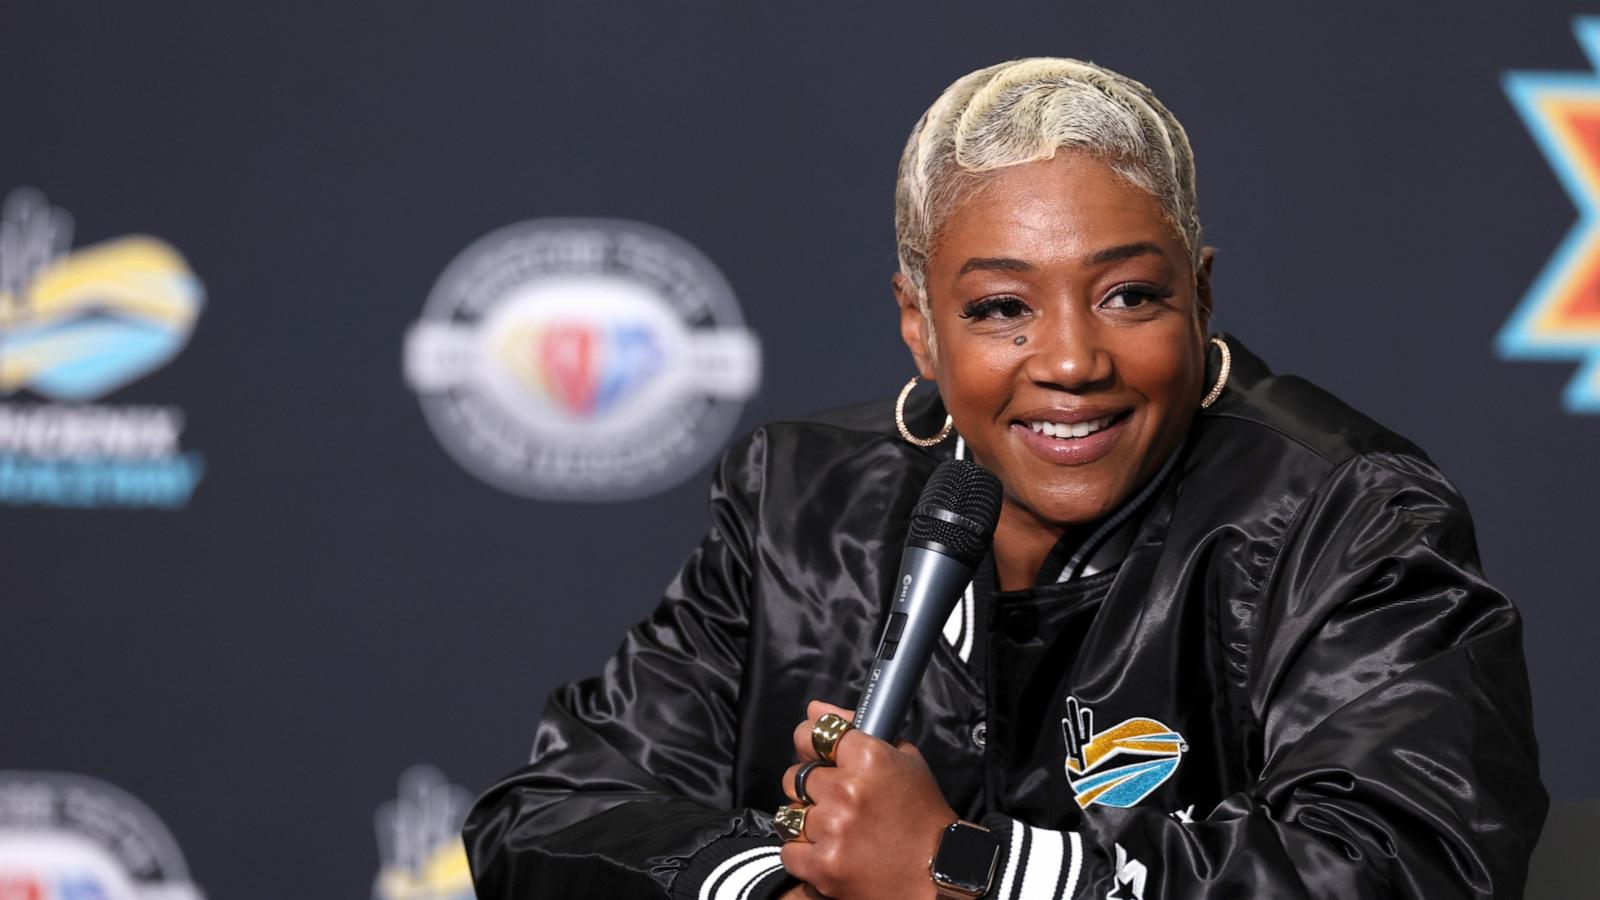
895, 57, 1202, 306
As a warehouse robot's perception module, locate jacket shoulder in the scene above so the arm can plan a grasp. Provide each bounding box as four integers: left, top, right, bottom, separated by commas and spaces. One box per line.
711, 394, 947, 541
722, 392, 948, 484
1201, 335, 1430, 470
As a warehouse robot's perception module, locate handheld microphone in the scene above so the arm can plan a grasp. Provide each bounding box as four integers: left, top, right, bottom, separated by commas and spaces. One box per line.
853, 458, 1002, 741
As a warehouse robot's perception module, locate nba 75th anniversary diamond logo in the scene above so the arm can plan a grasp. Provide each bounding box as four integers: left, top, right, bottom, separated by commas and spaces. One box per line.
0, 771, 205, 899
405, 218, 760, 501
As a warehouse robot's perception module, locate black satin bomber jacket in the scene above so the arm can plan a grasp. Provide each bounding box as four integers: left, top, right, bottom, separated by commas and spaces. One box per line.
464, 336, 1547, 899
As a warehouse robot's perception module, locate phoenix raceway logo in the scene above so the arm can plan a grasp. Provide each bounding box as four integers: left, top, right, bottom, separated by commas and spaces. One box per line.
1061, 697, 1187, 810
0, 188, 206, 506
373, 766, 475, 900
0, 770, 205, 900
405, 217, 760, 501
1502, 17, 1600, 412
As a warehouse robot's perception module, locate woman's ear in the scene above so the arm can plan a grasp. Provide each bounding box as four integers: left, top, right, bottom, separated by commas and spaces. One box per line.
892, 272, 938, 381
1195, 247, 1216, 333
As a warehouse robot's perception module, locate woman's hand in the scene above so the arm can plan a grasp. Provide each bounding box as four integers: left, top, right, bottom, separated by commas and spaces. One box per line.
777, 701, 958, 900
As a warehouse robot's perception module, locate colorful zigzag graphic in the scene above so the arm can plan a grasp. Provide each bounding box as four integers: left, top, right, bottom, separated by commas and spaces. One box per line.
1502, 17, 1600, 412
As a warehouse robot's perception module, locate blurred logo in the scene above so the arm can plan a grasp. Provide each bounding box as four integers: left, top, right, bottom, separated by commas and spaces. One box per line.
1061, 697, 1187, 810
373, 766, 475, 900
0, 770, 204, 900
1106, 843, 1150, 900
1502, 17, 1600, 412
0, 188, 206, 506
405, 218, 760, 501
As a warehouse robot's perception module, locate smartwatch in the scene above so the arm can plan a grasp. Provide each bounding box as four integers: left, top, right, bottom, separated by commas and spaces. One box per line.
929, 820, 1002, 898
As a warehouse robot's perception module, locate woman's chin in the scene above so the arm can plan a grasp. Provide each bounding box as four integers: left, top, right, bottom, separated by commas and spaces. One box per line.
984, 446, 1141, 527
1002, 482, 1125, 530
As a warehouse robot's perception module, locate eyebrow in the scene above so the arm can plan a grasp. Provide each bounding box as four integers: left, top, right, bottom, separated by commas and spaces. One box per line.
1084, 241, 1164, 266
957, 241, 1166, 276
958, 256, 1034, 275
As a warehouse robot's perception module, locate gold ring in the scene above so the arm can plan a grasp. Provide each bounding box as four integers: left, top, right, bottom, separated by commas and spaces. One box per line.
773, 804, 808, 841
811, 713, 855, 764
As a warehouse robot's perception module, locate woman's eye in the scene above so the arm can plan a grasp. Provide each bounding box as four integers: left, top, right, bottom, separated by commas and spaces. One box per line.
959, 297, 1030, 320
1101, 286, 1173, 310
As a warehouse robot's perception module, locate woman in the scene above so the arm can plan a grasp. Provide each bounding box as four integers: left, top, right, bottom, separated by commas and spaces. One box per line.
464, 58, 1546, 899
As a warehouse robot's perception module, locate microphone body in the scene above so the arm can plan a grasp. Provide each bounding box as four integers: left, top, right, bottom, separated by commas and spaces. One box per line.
853, 543, 976, 739
852, 458, 1002, 742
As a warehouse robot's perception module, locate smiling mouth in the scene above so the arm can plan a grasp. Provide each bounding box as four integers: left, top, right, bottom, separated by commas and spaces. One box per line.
1023, 410, 1131, 440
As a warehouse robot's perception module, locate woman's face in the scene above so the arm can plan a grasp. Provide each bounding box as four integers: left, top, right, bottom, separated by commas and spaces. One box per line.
896, 152, 1211, 528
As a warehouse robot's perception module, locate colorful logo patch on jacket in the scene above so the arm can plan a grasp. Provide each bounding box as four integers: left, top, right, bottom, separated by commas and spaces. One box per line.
1062, 696, 1187, 809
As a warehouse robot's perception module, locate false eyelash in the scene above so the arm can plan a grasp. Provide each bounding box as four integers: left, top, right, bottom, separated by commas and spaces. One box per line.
958, 296, 1028, 319
1104, 284, 1177, 307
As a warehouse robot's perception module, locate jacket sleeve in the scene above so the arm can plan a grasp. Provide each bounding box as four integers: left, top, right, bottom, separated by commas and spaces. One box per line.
463, 430, 797, 900
978, 451, 1547, 899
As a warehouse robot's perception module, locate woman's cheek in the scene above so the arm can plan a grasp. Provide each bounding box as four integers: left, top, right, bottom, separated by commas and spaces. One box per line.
949, 347, 1016, 411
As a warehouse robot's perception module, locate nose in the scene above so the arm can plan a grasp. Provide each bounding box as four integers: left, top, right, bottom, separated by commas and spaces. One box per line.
1022, 315, 1114, 393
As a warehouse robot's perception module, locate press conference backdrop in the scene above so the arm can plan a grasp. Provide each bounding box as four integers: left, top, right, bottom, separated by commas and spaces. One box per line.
2, 2, 1596, 897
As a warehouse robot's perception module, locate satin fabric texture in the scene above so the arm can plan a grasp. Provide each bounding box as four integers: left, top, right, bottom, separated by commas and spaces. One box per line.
465, 336, 1546, 899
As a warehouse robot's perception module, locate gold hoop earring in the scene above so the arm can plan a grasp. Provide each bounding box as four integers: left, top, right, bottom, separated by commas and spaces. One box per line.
895, 377, 954, 447
1200, 336, 1231, 409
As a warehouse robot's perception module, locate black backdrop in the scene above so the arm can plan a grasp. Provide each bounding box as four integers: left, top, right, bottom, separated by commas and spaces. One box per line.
3, 2, 1596, 897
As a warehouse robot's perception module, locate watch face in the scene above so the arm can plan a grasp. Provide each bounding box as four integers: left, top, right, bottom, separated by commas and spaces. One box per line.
932, 822, 1000, 895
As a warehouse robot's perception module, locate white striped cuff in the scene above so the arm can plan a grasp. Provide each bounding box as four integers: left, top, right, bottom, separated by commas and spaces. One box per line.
989, 819, 1084, 900
697, 845, 787, 900
671, 835, 793, 900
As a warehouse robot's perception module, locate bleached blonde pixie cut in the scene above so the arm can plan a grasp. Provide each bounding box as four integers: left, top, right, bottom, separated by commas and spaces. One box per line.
895, 57, 1202, 307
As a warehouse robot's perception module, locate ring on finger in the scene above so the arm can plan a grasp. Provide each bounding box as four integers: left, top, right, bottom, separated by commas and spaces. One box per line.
811, 713, 855, 764
773, 803, 809, 842
793, 760, 826, 805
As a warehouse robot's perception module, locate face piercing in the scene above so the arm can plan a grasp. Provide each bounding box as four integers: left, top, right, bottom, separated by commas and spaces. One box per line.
1014, 335, 1027, 346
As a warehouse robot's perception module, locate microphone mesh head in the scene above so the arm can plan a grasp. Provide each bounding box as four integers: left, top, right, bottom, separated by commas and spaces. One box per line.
908, 459, 1003, 566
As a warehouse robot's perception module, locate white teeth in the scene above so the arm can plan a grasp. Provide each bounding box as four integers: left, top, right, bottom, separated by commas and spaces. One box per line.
1028, 415, 1116, 440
